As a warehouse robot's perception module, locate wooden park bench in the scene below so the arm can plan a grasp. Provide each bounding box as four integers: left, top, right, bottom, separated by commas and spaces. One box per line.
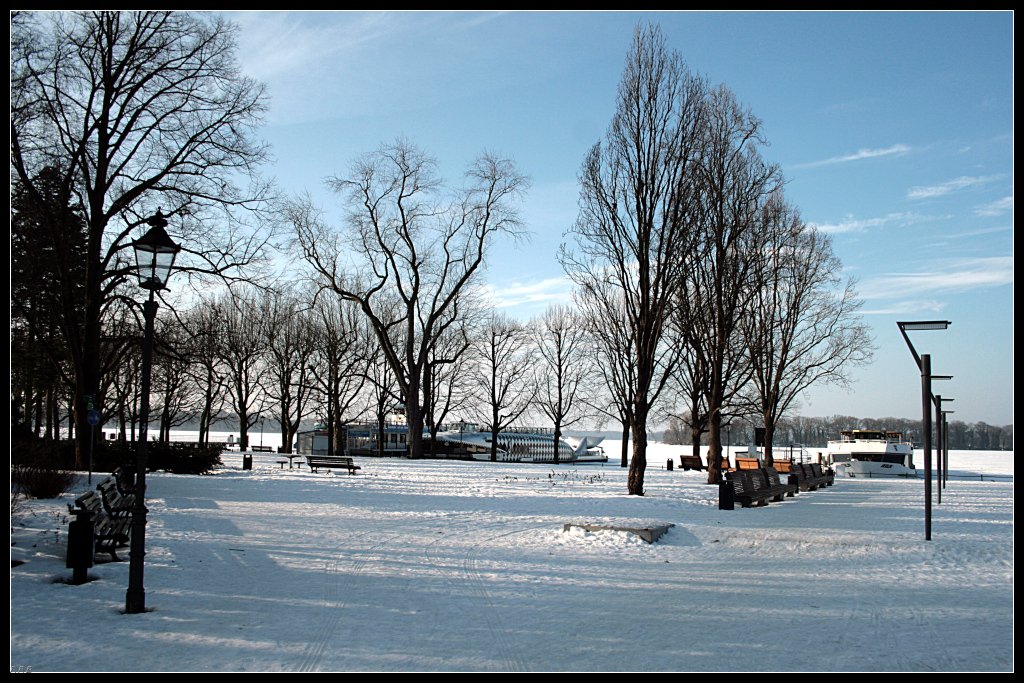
679, 455, 705, 471
721, 469, 777, 509
97, 477, 134, 516
67, 490, 131, 561
736, 456, 761, 471
112, 466, 136, 497
762, 466, 799, 499
809, 462, 835, 486
787, 463, 827, 492
305, 455, 361, 475
772, 459, 794, 474
251, 445, 274, 452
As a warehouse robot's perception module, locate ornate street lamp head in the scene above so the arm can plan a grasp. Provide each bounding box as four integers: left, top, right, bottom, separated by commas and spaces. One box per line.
132, 209, 181, 290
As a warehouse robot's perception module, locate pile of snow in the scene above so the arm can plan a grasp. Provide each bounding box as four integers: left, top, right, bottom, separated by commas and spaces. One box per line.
10, 449, 1013, 672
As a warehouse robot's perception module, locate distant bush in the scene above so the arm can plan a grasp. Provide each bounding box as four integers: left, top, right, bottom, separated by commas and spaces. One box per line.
10, 436, 78, 499
10, 434, 224, 476
98, 441, 224, 475
148, 442, 223, 475
12, 464, 79, 499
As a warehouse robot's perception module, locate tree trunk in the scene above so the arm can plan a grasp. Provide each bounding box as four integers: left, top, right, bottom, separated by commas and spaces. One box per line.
627, 401, 649, 495
620, 422, 629, 468
406, 374, 423, 459
762, 418, 775, 467
238, 408, 249, 450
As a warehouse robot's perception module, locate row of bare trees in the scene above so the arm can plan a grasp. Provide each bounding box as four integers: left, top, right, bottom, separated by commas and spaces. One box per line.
562, 25, 874, 494
11, 11, 275, 467
90, 290, 596, 459
11, 13, 875, 493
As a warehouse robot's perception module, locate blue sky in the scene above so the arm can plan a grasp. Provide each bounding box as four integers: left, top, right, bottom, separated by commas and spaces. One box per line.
230, 11, 1013, 425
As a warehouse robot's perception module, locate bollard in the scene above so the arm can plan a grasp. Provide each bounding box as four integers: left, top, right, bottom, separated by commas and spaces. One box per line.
242, 453, 253, 471
667, 458, 674, 471
66, 509, 95, 585
718, 479, 735, 510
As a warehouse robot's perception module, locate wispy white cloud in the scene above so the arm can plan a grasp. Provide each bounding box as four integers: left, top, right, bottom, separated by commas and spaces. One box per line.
946, 224, 1013, 239
974, 195, 1014, 217
861, 300, 947, 316
859, 256, 1014, 301
482, 276, 575, 312
907, 175, 1003, 200
234, 12, 390, 81
812, 212, 930, 235
797, 144, 910, 169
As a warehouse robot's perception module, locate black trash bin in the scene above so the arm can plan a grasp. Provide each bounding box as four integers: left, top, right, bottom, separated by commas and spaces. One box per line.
242, 454, 253, 471
718, 479, 735, 510
66, 510, 95, 584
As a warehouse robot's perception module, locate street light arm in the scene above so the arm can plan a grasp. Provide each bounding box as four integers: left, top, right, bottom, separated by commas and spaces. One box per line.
897, 324, 923, 369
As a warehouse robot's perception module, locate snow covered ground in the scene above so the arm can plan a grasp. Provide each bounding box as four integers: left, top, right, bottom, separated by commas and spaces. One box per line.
10, 444, 1013, 672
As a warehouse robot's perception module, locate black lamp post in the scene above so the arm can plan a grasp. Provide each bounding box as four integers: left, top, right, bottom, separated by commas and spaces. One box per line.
126, 209, 181, 614
897, 320, 951, 541
941, 409, 955, 487
933, 396, 954, 502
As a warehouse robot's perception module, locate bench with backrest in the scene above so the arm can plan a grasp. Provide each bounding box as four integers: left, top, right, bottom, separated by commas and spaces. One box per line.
789, 463, 829, 491
251, 445, 274, 452
735, 456, 761, 471
67, 490, 130, 561
762, 466, 799, 499
772, 459, 793, 474
305, 455, 361, 475
679, 455, 705, 471
722, 469, 776, 508
810, 462, 835, 486
96, 477, 134, 517
112, 466, 136, 497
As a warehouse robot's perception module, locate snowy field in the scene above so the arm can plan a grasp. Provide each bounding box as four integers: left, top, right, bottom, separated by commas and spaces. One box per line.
10, 444, 1013, 672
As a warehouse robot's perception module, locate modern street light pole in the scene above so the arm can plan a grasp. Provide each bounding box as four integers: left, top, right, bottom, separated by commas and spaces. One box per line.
897, 320, 951, 542
921, 354, 933, 539
125, 210, 181, 615
933, 396, 954, 502
941, 409, 955, 487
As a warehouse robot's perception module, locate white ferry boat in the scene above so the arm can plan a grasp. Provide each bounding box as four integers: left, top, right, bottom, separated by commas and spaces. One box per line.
826, 429, 916, 478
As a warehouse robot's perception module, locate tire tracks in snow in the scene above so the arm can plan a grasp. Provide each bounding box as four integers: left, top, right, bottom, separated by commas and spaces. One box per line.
294, 526, 396, 673
458, 521, 546, 673
293, 505, 553, 673
405, 513, 549, 672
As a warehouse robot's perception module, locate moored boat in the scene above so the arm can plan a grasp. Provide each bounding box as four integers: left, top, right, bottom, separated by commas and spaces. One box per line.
827, 429, 916, 478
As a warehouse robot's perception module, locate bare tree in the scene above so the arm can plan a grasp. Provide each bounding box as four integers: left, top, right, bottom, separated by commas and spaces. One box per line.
533, 304, 593, 462
263, 287, 318, 454
562, 25, 705, 494
307, 293, 371, 455
293, 141, 528, 458
365, 343, 401, 457
671, 339, 713, 460
741, 198, 874, 463
11, 11, 272, 466
423, 322, 474, 456
152, 317, 200, 443
216, 290, 269, 450
471, 313, 537, 462
684, 84, 782, 485
180, 300, 230, 446
575, 279, 637, 469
